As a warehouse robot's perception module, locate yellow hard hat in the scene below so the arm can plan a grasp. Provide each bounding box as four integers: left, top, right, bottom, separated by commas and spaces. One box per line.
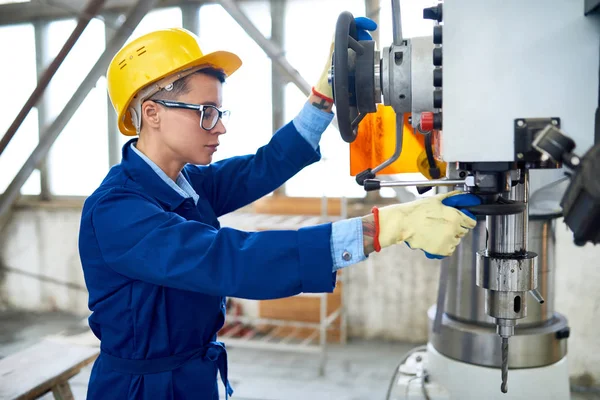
107, 27, 242, 136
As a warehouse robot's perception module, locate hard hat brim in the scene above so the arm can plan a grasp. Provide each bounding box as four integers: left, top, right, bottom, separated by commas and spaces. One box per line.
188, 50, 242, 78
120, 50, 242, 136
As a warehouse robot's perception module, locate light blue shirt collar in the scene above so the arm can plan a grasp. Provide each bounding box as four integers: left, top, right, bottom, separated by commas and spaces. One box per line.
130, 142, 199, 205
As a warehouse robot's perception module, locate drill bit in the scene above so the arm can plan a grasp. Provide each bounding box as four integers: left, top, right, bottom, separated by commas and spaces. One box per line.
501, 337, 508, 393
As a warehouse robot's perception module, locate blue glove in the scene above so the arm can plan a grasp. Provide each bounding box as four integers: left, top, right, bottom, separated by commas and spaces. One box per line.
441, 194, 481, 221
355, 17, 377, 41
409, 193, 482, 259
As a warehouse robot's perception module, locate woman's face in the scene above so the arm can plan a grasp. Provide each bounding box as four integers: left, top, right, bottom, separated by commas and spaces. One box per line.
159, 73, 226, 166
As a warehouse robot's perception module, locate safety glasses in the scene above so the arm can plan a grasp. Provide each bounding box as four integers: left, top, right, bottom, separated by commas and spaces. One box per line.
152, 99, 230, 131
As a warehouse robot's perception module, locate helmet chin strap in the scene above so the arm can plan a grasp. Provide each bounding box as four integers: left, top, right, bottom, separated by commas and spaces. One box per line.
128, 65, 210, 134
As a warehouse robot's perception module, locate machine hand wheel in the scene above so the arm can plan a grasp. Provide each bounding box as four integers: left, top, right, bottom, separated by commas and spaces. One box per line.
333, 12, 375, 143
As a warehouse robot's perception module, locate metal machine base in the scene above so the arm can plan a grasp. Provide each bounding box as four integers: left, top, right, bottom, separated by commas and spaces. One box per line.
427, 306, 569, 369
390, 344, 570, 400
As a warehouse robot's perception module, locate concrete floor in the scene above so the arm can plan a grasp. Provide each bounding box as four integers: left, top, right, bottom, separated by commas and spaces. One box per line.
1, 311, 599, 400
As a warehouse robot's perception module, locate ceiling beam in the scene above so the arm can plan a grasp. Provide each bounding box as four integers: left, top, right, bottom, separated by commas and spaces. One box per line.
0, 0, 256, 26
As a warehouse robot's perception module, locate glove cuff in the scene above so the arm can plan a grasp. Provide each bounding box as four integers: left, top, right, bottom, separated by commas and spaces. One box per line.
371, 206, 382, 252
312, 87, 334, 104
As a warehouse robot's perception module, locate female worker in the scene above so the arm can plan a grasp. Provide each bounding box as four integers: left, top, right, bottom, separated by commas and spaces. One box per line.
78, 19, 479, 400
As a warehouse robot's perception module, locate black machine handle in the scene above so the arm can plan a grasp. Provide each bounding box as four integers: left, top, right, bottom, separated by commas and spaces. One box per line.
333, 11, 369, 143
458, 198, 527, 216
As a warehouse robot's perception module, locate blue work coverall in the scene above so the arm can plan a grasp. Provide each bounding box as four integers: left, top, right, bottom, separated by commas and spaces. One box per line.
78, 118, 338, 399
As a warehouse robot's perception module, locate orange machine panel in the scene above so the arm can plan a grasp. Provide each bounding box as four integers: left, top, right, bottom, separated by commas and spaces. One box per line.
349, 105, 425, 176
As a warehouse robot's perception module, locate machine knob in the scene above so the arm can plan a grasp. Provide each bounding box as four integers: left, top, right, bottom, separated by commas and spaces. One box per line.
433, 26, 442, 44
423, 4, 443, 22
433, 90, 443, 108
421, 112, 443, 131
421, 112, 434, 131
433, 68, 442, 87
433, 112, 443, 129
433, 48, 443, 66
556, 327, 570, 340
532, 123, 574, 163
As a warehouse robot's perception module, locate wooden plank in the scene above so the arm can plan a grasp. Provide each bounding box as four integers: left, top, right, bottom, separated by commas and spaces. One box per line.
275, 215, 306, 228
0, 339, 99, 400
258, 285, 343, 343
298, 216, 326, 227
255, 215, 286, 229
51, 382, 74, 400
262, 325, 341, 343
260, 289, 341, 323
221, 213, 338, 232
252, 196, 343, 216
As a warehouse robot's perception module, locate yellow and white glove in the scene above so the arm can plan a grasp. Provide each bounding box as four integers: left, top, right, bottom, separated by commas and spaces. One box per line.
312, 41, 335, 102
373, 191, 478, 257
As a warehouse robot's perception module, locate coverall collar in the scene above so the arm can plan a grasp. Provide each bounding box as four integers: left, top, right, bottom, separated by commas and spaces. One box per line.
120, 138, 188, 211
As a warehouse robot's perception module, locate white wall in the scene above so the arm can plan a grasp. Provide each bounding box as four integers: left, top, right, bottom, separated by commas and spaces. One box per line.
555, 224, 600, 385
1, 205, 599, 385
0, 206, 88, 314
345, 244, 440, 342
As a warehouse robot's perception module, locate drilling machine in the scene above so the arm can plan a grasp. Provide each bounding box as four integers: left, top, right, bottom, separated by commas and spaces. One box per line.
330, 0, 600, 398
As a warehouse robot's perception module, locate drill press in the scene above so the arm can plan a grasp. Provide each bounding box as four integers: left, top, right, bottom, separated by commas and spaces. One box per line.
331, 0, 600, 397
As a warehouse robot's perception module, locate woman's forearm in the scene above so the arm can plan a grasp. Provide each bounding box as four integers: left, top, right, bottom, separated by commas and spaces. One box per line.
362, 213, 376, 256
308, 93, 333, 113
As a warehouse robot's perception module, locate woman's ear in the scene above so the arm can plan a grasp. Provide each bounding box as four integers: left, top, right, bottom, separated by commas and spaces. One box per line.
141, 101, 160, 129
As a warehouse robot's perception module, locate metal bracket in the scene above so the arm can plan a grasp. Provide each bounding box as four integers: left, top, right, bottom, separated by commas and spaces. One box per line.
585, 0, 600, 15
382, 42, 412, 114
410, 36, 435, 129
514, 117, 561, 166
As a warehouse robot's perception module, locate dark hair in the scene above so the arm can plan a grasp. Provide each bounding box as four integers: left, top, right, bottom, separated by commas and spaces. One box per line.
150, 67, 226, 101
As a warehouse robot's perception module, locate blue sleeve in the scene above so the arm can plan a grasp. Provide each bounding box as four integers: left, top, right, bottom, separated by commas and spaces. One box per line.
330, 217, 367, 271
292, 101, 334, 150
187, 119, 324, 217
90, 189, 336, 299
